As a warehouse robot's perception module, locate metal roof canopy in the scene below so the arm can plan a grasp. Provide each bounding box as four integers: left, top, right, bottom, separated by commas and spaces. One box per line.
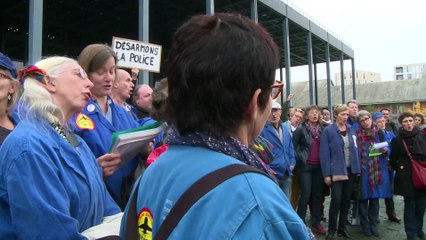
1, 0, 353, 69
1, 0, 355, 107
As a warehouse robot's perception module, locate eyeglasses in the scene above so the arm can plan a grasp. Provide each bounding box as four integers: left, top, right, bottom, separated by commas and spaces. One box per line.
359, 116, 370, 123
72, 68, 88, 80
270, 82, 283, 100
0, 72, 11, 80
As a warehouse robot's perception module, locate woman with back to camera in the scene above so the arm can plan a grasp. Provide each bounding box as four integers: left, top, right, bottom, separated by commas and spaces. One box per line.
120, 13, 311, 239
0, 52, 19, 145
69, 44, 140, 208
390, 112, 426, 240
0, 57, 121, 239
320, 104, 361, 240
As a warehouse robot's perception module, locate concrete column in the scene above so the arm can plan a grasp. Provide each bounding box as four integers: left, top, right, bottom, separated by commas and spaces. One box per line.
283, 17, 291, 100
206, 0, 214, 15
251, 0, 258, 23
340, 51, 345, 103
138, 0, 149, 85
307, 31, 314, 105
351, 58, 356, 99
326, 42, 332, 121
28, 0, 43, 64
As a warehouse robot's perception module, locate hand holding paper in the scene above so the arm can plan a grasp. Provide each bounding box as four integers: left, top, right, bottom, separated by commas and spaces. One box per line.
109, 121, 167, 164
97, 153, 121, 178
373, 141, 388, 150
369, 142, 389, 157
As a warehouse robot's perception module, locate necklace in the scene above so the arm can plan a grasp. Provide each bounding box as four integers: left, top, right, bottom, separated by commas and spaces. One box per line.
50, 122, 78, 147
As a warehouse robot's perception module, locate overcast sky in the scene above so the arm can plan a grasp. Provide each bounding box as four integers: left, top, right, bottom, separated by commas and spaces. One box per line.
280, 0, 426, 82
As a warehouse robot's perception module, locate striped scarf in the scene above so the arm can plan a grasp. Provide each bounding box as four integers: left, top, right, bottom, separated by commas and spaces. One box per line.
357, 127, 382, 191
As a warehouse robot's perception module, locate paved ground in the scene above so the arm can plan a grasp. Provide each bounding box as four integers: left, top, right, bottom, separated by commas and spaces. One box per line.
308, 195, 426, 240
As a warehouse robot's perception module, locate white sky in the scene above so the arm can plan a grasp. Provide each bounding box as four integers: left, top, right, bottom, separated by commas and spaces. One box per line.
277, 0, 426, 82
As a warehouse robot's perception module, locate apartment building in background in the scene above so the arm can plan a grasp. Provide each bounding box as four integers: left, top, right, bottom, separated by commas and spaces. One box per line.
394, 63, 426, 80
334, 70, 381, 86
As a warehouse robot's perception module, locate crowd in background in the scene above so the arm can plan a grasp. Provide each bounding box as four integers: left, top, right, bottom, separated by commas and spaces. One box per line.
0, 12, 425, 240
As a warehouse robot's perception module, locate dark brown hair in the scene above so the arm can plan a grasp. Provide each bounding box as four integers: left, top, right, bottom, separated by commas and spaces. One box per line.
398, 112, 414, 124
166, 13, 279, 134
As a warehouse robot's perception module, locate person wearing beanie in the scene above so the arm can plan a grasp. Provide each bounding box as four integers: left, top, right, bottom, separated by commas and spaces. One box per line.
372, 111, 401, 224
0, 52, 20, 145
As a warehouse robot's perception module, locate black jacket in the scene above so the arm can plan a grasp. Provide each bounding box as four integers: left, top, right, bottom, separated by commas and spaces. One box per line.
390, 127, 426, 197
293, 123, 323, 171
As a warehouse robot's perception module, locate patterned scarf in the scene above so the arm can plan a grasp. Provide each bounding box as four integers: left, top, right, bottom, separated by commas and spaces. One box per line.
357, 127, 382, 191
306, 123, 322, 141
166, 126, 275, 180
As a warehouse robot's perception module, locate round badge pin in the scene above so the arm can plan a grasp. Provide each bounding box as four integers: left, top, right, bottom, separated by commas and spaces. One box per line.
87, 104, 95, 112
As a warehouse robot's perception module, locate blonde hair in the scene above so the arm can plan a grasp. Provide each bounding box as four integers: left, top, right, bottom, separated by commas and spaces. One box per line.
20, 56, 76, 123
289, 107, 304, 118
333, 104, 349, 117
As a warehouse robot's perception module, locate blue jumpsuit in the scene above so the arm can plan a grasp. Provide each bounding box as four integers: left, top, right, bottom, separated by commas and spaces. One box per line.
120, 146, 310, 239
0, 119, 120, 239
69, 97, 140, 205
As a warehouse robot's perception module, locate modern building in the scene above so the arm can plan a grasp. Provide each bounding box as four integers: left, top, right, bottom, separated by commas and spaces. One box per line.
394, 63, 426, 80
334, 70, 381, 86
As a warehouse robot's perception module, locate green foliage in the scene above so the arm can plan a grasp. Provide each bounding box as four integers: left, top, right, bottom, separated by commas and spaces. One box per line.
366, 104, 375, 113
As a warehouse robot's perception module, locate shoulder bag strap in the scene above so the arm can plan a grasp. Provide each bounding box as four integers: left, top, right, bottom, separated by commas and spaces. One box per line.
401, 139, 413, 160
154, 164, 269, 240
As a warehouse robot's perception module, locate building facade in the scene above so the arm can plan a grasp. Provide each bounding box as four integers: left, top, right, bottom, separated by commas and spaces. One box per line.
334, 70, 381, 86
394, 63, 426, 80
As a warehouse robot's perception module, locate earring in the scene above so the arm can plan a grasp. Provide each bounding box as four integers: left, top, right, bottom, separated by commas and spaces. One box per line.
7, 94, 11, 101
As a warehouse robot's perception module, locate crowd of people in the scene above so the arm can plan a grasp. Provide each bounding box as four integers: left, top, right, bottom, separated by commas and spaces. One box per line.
0, 13, 425, 240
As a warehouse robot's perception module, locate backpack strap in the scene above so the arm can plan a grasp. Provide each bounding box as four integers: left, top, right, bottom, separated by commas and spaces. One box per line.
154, 164, 270, 240
125, 177, 142, 240
125, 164, 270, 240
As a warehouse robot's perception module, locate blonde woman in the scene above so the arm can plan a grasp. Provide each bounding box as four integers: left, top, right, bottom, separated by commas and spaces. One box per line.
0, 57, 121, 239
320, 104, 361, 240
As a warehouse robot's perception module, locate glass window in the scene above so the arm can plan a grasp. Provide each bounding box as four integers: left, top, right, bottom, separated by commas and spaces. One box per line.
395, 67, 403, 73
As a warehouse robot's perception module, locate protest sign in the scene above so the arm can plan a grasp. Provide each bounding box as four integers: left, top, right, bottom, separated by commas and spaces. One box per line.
112, 36, 162, 72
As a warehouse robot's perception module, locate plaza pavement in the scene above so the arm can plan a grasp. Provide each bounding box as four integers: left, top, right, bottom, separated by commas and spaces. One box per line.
308, 195, 425, 240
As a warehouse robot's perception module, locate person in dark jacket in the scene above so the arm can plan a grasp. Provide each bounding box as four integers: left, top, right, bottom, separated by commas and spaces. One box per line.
293, 105, 325, 234
381, 107, 399, 136
390, 112, 426, 240
320, 104, 361, 240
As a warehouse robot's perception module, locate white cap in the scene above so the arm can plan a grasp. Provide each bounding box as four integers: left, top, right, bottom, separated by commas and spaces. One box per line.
272, 101, 282, 110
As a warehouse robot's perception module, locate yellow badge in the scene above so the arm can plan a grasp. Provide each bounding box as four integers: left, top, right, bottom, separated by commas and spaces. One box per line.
137, 208, 153, 240
75, 113, 94, 130
400, 166, 404, 170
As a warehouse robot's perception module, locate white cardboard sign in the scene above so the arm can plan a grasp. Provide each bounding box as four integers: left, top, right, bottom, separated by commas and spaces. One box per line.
112, 36, 162, 73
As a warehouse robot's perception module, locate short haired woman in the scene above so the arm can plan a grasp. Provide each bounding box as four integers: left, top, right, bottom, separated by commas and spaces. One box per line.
414, 112, 426, 131
390, 112, 426, 240
320, 104, 361, 240
293, 105, 326, 234
120, 13, 310, 239
0, 57, 121, 239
